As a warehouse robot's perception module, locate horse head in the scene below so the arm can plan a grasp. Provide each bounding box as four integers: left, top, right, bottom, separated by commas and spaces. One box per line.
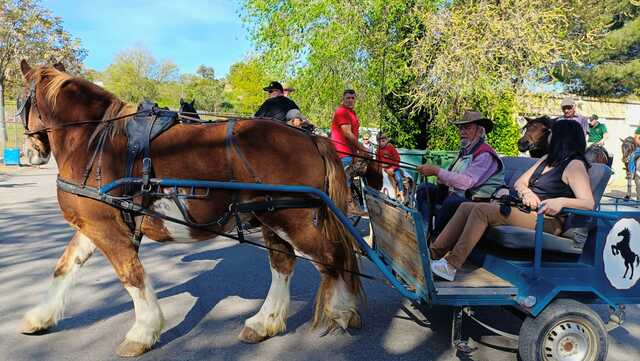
518, 116, 553, 156
19, 59, 133, 166
179, 98, 200, 120
18, 60, 64, 165
618, 228, 631, 241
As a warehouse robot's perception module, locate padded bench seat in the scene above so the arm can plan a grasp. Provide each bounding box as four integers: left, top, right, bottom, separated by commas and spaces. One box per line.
483, 157, 611, 255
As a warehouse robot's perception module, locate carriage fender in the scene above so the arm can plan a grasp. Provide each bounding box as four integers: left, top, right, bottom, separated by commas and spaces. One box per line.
520, 284, 617, 317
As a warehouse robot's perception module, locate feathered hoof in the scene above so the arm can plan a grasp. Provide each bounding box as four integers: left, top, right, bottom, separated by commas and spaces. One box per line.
238, 326, 266, 344
18, 319, 50, 335
116, 340, 149, 357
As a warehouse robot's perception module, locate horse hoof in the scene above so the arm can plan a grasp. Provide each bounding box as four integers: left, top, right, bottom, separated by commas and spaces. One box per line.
238, 326, 266, 344
116, 340, 149, 357
18, 320, 49, 335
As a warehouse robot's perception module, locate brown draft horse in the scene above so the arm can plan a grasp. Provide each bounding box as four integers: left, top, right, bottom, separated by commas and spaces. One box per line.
17, 61, 363, 357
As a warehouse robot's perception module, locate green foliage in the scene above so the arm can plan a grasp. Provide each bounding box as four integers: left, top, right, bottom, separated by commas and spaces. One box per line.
224, 57, 271, 115
241, 0, 595, 151
103, 47, 161, 103
0, 0, 86, 146
556, 1, 640, 97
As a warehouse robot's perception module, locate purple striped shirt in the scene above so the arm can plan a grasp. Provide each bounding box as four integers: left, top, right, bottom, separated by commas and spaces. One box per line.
437, 153, 499, 191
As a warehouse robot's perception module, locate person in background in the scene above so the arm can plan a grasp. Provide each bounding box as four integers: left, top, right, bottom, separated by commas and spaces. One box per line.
376, 132, 405, 196
283, 85, 295, 98
285, 109, 315, 133
429, 120, 594, 281
255, 81, 299, 122
415, 111, 504, 238
361, 132, 375, 154
629, 127, 640, 176
330, 89, 369, 216
587, 114, 608, 146
558, 97, 589, 138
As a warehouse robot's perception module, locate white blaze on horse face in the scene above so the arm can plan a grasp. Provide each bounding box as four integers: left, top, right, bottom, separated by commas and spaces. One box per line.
123, 274, 164, 347
23, 232, 95, 330
244, 264, 291, 337
150, 198, 199, 242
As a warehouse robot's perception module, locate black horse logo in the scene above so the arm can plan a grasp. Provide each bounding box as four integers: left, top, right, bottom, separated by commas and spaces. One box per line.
611, 228, 640, 279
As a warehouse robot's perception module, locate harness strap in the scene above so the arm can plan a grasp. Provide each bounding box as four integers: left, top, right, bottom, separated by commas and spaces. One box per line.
225, 119, 263, 183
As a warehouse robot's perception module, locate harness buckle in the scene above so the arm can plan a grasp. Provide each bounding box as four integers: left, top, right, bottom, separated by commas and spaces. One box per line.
141, 157, 152, 192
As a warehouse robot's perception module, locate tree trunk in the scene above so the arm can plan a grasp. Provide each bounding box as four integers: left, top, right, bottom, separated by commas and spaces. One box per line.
0, 78, 7, 150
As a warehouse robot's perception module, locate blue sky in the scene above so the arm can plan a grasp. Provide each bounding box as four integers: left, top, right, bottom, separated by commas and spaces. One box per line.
42, 0, 253, 77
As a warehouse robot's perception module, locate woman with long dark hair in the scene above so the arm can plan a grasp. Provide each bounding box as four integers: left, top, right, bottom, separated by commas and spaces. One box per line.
430, 120, 595, 281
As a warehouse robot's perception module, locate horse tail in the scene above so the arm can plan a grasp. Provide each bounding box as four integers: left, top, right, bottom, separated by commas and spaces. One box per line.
311, 136, 363, 326
636, 254, 639, 267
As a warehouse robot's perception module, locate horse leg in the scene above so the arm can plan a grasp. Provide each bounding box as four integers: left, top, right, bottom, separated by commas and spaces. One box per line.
635, 176, 640, 201
239, 228, 296, 343
98, 236, 163, 357
624, 263, 630, 279
256, 211, 362, 333
20, 232, 96, 334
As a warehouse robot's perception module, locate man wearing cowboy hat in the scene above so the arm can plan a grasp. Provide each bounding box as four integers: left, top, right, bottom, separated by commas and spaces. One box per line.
416, 110, 505, 238
255, 81, 300, 122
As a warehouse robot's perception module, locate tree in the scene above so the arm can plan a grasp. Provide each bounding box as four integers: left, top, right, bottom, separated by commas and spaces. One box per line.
556, 1, 640, 97
180, 71, 227, 112
224, 57, 271, 115
0, 0, 86, 147
196, 65, 215, 80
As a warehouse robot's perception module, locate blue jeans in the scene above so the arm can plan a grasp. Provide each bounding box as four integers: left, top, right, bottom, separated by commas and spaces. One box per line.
415, 182, 468, 239
393, 169, 404, 192
341, 156, 353, 187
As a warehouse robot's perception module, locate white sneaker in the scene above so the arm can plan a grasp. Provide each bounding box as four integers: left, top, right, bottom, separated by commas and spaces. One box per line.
431, 258, 456, 281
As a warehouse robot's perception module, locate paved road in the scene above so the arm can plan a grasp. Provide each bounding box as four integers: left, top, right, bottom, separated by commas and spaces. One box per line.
1, 163, 640, 361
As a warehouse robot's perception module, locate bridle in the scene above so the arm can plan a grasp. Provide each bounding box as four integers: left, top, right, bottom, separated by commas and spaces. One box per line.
520, 119, 550, 152
15, 80, 39, 135
16, 79, 144, 135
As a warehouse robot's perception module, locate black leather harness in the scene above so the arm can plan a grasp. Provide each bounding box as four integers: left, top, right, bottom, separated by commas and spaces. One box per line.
55, 103, 322, 246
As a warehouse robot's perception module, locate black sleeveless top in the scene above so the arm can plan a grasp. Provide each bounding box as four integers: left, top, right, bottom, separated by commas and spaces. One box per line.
528, 158, 583, 200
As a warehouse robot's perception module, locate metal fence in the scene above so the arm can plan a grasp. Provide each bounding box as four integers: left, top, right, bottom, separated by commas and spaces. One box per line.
2, 100, 26, 154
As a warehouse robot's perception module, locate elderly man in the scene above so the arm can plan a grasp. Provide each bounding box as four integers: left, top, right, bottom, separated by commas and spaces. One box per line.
559, 97, 589, 138
415, 111, 505, 238
255, 81, 300, 122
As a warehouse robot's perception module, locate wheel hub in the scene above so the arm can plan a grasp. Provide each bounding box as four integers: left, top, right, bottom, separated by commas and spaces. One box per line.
543, 321, 595, 361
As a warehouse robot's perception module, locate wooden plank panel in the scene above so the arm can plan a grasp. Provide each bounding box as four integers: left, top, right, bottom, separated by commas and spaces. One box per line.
365, 194, 426, 289
435, 263, 516, 295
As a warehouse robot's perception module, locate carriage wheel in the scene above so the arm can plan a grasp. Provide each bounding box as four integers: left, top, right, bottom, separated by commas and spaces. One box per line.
518, 299, 608, 361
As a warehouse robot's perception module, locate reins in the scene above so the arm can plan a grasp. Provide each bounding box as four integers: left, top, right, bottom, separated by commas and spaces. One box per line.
23, 110, 147, 135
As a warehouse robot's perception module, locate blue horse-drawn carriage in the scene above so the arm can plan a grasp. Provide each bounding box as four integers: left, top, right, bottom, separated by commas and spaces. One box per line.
96, 155, 640, 360
360, 156, 640, 361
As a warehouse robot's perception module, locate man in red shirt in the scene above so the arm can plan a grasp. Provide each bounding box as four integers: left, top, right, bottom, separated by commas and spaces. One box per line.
331, 89, 369, 168
376, 133, 404, 195
331, 89, 368, 216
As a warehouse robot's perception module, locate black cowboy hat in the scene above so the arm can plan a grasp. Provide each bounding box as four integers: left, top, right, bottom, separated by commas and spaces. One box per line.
263, 81, 284, 92
450, 111, 494, 133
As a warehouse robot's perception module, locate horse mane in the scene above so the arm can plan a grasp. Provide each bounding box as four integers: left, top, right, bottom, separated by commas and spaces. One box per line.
35, 66, 136, 141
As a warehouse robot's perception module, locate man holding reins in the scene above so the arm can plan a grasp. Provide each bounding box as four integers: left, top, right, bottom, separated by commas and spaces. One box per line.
415, 111, 505, 239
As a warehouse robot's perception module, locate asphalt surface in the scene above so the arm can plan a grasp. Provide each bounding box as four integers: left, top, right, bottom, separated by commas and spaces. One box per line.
1, 162, 640, 361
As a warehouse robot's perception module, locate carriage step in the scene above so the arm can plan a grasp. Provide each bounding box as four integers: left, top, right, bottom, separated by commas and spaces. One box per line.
435, 263, 517, 296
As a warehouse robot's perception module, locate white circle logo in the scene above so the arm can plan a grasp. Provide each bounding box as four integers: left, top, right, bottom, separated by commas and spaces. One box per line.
604, 218, 640, 289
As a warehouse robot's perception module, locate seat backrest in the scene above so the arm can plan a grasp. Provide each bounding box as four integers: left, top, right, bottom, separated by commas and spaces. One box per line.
500, 156, 611, 205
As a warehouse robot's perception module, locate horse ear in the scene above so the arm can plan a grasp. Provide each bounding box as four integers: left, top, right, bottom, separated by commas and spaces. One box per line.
20, 59, 32, 76
180, 98, 185, 105
52, 62, 66, 72
190, 99, 195, 106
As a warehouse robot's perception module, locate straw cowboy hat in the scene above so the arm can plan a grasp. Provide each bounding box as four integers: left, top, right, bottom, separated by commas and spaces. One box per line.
450, 111, 494, 133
